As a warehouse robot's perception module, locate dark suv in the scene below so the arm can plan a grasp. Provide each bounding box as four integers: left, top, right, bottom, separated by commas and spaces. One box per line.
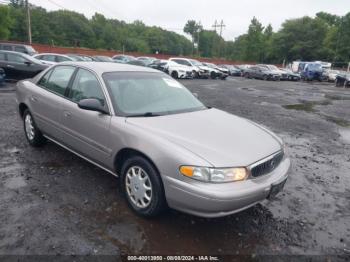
0, 43, 37, 56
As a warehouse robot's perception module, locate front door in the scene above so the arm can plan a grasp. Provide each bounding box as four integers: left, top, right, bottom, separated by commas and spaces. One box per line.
60, 68, 113, 166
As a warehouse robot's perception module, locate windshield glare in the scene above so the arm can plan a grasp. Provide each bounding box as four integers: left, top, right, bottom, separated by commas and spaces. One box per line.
103, 72, 206, 116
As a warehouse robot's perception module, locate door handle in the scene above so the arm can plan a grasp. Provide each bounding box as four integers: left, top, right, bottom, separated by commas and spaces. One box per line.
30, 95, 38, 102
63, 111, 71, 118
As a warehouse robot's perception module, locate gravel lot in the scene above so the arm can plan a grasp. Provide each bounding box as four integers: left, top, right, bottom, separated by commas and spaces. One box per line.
0, 77, 349, 260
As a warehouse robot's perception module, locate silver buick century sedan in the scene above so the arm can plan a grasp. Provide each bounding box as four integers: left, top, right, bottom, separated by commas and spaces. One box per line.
16, 62, 290, 218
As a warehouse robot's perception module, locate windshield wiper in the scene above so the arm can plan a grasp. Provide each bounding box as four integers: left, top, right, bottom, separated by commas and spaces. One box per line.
126, 112, 161, 117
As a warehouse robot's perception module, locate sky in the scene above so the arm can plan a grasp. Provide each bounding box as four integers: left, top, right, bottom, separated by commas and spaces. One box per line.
29, 0, 350, 40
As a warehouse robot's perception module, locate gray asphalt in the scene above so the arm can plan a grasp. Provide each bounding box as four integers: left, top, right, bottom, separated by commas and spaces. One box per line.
0, 78, 349, 260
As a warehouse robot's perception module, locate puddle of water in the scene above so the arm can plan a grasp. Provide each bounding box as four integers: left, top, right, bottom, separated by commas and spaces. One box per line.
339, 128, 350, 143
324, 115, 350, 127
282, 100, 332, 113
282, 103, 314, 112
5, 176, 27, 189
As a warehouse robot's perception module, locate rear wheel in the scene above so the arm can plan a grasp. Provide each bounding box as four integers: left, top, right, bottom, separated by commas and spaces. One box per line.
23, 109, 46, 147
263, 75, 268, 81
121, 156, 166, 217
210, 71, 216, 79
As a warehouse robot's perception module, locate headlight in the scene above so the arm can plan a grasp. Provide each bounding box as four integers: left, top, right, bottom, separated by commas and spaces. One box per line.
180, 166, 248, 183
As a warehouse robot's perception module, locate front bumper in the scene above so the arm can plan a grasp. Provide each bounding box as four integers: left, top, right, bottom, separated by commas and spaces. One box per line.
163, 157, 291, 218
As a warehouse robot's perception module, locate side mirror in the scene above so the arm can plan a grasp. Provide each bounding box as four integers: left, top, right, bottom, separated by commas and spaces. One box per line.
78, 98, 108, 114
25, 61, 32, 66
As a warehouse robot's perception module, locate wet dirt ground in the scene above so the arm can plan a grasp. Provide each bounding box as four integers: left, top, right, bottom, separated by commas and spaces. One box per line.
0, 78, 349, 260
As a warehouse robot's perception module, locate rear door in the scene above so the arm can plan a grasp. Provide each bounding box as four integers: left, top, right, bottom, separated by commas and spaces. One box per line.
31, 65, 76, 140
60, 68, 113, 165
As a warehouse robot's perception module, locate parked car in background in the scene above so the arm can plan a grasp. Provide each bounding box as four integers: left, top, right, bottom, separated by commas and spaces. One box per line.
0, 42, 37, 56
33, 53, 76, 65
203, 62, 228, 79
165, 61, 192, 79
148, 60, 168, 72
257, 64, 287, 80
126, 60, 148, 67
92, 56, 115, 62
137, 56, 157, 66
66, 54, 95, 62
16, 62, 290, 218
218, 64, 241, 76
169, 58, 210, 78
323, 69, 340, 82
112, 55, 136, 63
0, 51, 48, 80
279, 68, 301, 81
335, 73, 350, 87
237, 64, 252, 76
244, 66, 280, 81
0, 68, 5, 85
300, 63, 323, 81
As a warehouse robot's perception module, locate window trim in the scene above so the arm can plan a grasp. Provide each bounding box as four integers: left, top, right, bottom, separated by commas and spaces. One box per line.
65, 67, 112, 115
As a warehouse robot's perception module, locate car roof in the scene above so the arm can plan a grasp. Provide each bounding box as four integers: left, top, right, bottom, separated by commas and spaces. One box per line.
57, 61, 159, 74
34, 53, 68, 56
0, 50, 26, 56
0, 42, 30, 47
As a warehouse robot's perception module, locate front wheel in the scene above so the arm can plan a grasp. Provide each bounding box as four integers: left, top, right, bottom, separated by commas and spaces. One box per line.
121, 156, 166, 217
23, 109, 46, 147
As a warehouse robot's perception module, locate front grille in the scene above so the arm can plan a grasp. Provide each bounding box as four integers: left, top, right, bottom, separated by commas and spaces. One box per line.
250, 151, 284, 178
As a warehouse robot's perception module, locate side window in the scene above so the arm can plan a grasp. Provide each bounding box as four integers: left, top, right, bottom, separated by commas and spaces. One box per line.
45, 66, 76, 96
7, 53, 27, 64
69, 69, 105, 106
56, 56, 70, 62
3, 45, 12, 51
37, 69, 53, 88
35, 55, 43, 60
42, 55, 55, 62
0, 53, 5, 61
14, 46, 26, 53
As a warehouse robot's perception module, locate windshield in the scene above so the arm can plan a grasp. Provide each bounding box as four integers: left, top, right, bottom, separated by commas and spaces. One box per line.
190, 60, 203, 66
267, 65, 279, 70
103, 72, 206, 116
308, 64, 322, 70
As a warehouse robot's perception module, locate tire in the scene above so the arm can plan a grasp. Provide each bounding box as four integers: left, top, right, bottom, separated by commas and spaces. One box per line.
121, 156, 166, 217
263, 75, 268, 81
193, 70, 199, 78
23, 109, 46, 147
210, 71, 216, 79
171, 71, 178, 79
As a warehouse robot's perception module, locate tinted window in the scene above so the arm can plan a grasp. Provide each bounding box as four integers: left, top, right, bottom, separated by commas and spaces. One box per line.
14, 46, 26, 53
7, 53, 27, 63
2, 45, 12, 51
70, 69, 105, 105
56, 56, 70, 62
45, 66, 76, 96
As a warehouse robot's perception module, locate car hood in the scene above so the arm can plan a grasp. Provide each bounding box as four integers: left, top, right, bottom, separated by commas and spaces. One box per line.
126, 108, 282, 167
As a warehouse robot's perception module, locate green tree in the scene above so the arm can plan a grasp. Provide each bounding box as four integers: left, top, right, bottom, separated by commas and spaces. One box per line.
0, 5, 13, 39
244, 17, 265, 62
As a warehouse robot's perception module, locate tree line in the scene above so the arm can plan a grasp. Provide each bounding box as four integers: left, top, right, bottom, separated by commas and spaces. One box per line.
0, 0, 349, 64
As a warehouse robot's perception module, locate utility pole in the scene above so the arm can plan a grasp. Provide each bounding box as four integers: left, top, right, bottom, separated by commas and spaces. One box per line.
26, 0, 32, 44
197, 21, 202, 57
212, 20, 225, 57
